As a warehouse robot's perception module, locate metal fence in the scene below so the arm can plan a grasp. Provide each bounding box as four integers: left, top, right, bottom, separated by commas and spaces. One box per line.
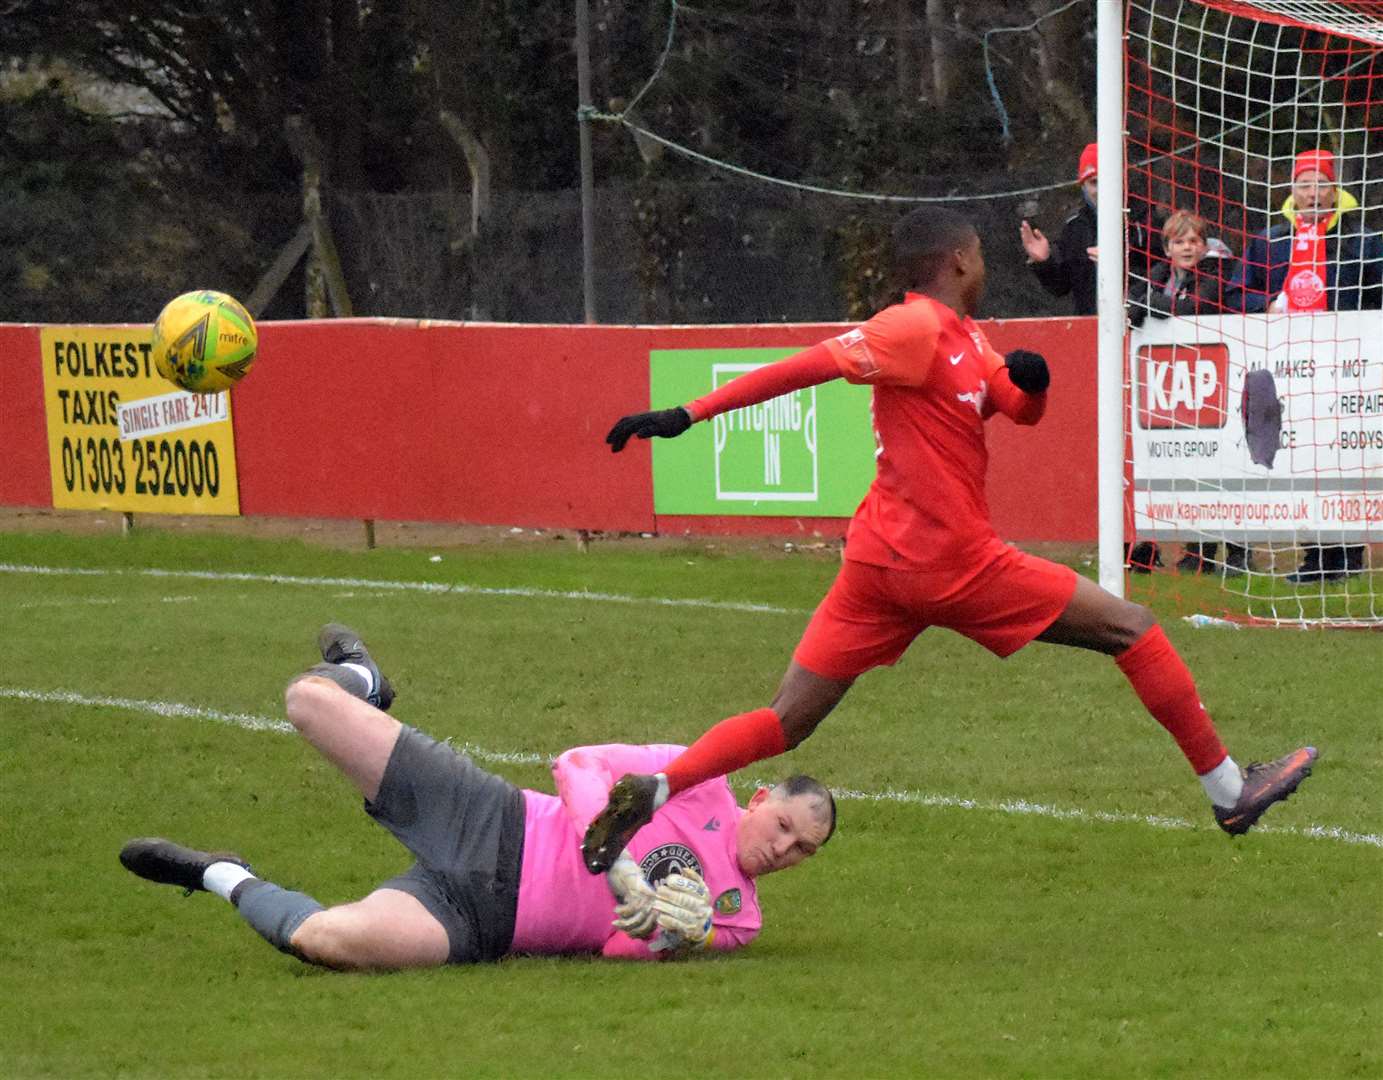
8, 175, 1102, 327
323, 176, 1083, 325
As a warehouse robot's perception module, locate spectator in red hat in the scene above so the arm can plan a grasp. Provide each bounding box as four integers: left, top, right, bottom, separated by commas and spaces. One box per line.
1020, 142, 1153, 317
1023, 143, 1159, 571
1228, 147, 1383, 583
1228, 148, 1381, 315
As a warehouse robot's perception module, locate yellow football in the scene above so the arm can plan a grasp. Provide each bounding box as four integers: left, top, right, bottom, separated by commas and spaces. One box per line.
151, 290, 257, 393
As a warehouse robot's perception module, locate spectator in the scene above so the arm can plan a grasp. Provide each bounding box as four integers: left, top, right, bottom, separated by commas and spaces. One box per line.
1023, 144, 1159, 573
1020, 143, 1153, 317
1129, 210, 1249, 576
1128, 210, 1235, 326
1229, 148, 1383, 583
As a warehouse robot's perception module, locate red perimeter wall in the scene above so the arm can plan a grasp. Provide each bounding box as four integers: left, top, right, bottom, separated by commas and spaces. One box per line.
0, 317, 1098, 541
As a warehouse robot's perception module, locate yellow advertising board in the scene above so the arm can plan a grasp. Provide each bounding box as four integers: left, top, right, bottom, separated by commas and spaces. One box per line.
40, 326, 241, 514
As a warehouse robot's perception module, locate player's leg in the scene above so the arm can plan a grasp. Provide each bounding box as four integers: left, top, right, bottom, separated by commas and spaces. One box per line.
651, 660, 853, 801
582, 662, 853, 874
282, 623, 402, 799
583, 560, 909, 873
295, 638, 529, 962
771, 662, 856, 748
673, 557, 911, 781
1035, 574, 1315, 834
304, 622, 395, 709
1034, 572, 1155, 654
119, 839, 449, 970
289, 889, 450, 970
285, 676, 401, 804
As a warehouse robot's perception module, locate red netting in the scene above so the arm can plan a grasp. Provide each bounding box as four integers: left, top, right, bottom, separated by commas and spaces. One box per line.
1124, 0, 1383, 626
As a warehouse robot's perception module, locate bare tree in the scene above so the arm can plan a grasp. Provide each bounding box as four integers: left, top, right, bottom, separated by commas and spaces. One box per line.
926, 0, 955, 106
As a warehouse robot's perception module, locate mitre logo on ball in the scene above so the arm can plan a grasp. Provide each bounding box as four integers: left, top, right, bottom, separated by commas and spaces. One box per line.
151, 289, 258, 394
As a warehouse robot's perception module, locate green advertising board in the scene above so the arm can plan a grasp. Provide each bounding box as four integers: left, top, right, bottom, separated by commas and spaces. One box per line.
651, 347, 876, 515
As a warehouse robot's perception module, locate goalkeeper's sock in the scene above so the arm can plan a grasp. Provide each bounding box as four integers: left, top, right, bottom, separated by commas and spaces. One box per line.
664, 707, 787, 797
230, 879, 326, 954
339, 662, 376, 697
203, 860, 257, 901
1114, 625, 1231, 781
300, 662, 372, 701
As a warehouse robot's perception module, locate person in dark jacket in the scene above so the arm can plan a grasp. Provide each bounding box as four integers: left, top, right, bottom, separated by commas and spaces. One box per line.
1021, 143, 1153, 317
1128, 210, 1236, 326
1130, 210, 1250, 576
1228, 149, 1382, 583
1025, 144, 1159, 570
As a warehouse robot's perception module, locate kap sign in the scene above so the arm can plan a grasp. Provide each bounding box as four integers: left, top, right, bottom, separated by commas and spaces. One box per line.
1137, 343, 1229, 429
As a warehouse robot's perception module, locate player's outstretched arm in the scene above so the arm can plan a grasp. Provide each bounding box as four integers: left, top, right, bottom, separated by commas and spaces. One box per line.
605, 343, 841, 453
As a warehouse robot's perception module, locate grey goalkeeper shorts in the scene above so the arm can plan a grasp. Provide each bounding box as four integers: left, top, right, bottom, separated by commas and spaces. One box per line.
365, 725, 526, 964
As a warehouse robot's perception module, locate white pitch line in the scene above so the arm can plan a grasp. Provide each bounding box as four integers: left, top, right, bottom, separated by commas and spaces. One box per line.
5, 685, 1379, 850
15, 594, 200, 610
0, 563, 808, 616
1, 686, 293, 734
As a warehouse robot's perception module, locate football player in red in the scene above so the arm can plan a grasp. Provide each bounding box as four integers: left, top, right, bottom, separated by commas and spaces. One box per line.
583, 206, 1315, 873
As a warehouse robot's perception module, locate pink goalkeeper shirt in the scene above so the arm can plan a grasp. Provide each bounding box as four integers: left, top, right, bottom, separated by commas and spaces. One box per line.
509, 743, 762, 959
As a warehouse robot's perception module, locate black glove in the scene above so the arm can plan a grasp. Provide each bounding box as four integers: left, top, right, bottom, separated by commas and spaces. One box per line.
605, 406, 692, 452
1004, 350, 1050, 394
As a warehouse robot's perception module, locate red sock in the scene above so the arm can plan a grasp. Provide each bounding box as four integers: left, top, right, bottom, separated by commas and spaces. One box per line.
1115, 625, 1227, 775
664, 707, 787, 796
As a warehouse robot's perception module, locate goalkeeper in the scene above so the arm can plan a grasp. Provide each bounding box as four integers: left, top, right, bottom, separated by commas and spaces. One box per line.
584, 206, 1316, 874
119, 625, 834, 969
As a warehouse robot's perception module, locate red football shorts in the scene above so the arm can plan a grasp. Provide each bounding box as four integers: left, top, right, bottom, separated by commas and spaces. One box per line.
793, 545, 1079, 680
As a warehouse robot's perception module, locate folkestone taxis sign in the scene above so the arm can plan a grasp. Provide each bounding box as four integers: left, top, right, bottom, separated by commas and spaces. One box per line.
650, 347, 874, 516
40, 326, 241, 515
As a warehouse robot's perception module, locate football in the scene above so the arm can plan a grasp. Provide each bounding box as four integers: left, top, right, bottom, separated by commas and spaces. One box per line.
151, 290, 258, 394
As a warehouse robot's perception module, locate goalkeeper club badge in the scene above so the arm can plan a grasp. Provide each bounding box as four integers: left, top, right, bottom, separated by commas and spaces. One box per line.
639, 843, 703, 888
714, 889, 742, 916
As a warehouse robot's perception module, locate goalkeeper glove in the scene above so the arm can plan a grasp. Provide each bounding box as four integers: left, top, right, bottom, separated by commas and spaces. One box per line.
1004, 350, 1050, 394
606, 850, 657, 939
606, 407, 692, 452
649, 866, 714, 951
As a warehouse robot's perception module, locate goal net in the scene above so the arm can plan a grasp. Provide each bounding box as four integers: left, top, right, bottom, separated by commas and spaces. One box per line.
1124, 0, 1383, 626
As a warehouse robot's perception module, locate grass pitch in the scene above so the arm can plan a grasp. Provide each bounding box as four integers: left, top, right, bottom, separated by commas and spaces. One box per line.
1, 526, 1380, 1078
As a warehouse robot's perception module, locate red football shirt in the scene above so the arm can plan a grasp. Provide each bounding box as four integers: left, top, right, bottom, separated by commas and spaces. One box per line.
821, 293, 1045, 571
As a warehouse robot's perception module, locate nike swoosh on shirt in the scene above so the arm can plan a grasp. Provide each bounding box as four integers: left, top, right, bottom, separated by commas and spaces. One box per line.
949, 353, 964, 365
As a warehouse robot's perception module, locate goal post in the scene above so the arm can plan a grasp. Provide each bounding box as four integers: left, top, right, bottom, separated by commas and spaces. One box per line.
1097, 1, 1128, 598
1105, 0, 1383, 625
